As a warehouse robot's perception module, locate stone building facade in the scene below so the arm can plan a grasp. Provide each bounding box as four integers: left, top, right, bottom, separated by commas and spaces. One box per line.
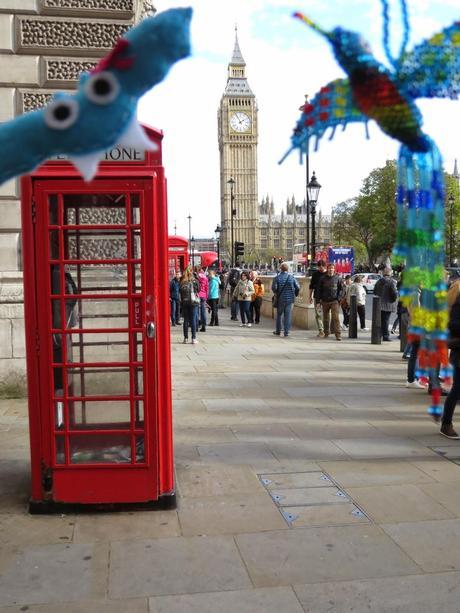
0, 0, 155, 386
218, 31, 332, 265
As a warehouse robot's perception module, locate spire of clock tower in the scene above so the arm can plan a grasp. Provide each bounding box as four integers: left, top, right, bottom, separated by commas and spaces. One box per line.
225, 26, 253, 95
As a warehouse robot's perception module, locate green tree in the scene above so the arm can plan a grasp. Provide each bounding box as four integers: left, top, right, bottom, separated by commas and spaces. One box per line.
332, 160, 397, 267
445, 171, 460, 266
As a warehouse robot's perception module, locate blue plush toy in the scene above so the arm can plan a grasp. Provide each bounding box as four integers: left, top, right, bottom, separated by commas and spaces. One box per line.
0, 7, 192, 183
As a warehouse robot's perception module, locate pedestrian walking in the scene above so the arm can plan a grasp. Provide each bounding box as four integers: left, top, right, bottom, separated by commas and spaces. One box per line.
440, 280, 460, 438
250, 277, 264, 324
272, 262, 300, 337
197, 267, 209, 332
233, 271, 254, 327
347, 275, 368, 330
341, 275, 352, 329
169, 270, 181, 326
179, 266, 200, 344
208, 270, 220, 326
317, 263, 344, 340
309, 259, 326, 337
373, 267, 398, 341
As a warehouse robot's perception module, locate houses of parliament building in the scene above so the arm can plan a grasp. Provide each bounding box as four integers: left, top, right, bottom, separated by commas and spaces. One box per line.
218, 30, 332, 264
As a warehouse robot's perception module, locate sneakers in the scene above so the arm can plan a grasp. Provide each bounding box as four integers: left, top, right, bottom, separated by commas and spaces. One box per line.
273, 331, 281, 336
240, 323, 246, 327
406, 380, 427, 389
200, 327, 206, 332
317, 331, 325, 338
361, 327, 369, 331
191, 338, 199, 344
183, 338, 188, 344
247, 323, 252, 328
336, 337, 342, 341
440, 423, 459, 439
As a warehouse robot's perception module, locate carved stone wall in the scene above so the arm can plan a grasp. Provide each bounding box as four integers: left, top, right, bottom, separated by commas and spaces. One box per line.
39, 0, 135, 18
41, 57, 98, 88
17, 16, 131, 55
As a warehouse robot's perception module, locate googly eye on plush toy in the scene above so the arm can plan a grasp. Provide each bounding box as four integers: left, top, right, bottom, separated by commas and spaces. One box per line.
44, 98, 79, 130
84, 71, 120, 105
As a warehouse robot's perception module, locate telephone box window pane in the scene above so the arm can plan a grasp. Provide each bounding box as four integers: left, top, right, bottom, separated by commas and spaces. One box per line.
131, 263, 142, 293
130, 193, 140, 224
68, 366, 130, 397
64, 194, 127, 225
134, 400, 144, 428
135, 435, 145, 463
49, 231, 60, 260
134, 367, 144, 395
69, 433, 131, 464
66, 229, 127, 261
69, 400, 131, 430
55, 436, 65, 464
132, 333, 144, 362
63, 298, 129, 330
55, 397, 65, 430
130, 230, 142, 259
66, 263, 128, 294
48, 194, 59, 224
70, 331, 136, 363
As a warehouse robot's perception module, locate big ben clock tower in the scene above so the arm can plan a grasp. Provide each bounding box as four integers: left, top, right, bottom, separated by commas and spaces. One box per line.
218, 28, 258, 262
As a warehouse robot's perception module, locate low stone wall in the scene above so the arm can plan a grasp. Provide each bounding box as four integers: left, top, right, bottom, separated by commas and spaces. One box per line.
259, 276, 317, 330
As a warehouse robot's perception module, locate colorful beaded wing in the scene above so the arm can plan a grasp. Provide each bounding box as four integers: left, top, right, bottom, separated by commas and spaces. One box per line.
282, 2, 460, 417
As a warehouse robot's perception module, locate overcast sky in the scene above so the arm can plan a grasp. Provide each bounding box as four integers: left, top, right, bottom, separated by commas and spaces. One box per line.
138, 0, 460, 239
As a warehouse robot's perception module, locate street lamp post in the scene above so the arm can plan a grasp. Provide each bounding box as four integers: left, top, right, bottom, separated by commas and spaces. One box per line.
214, 224, 221, 270
449, 194, 455, 266
300, 95, 310, 271
227, 178, 236, 267
307, 171, 322, 269
191, 235, 195, 268
187, 214, 192, 261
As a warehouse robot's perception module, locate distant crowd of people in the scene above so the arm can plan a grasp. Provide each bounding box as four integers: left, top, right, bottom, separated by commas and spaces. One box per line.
171, 261, 460, 439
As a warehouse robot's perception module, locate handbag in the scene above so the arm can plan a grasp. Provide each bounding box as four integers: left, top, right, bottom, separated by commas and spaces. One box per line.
190, 286, 200, 305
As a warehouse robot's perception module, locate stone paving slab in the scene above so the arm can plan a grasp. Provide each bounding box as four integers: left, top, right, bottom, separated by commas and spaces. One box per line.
149, 586, 305, 613
382, 519, 460, 572
282, 503, 369, 528
0, 600, 149, 613
269, 486, 350, 507
176, 464, 264, 498
332, 436, 438, 459
260, 471, 333, 489
293, 572, 460, 613
319, 459, 437, 487
178, 492, 287, 536
0, 543, 108, 606
0, 514, 75, 547
109, 535, 252, 598
347, 484, 454, 522
235, 525, 419, 586
197, 442, 276, 466
73, 511, 181, 543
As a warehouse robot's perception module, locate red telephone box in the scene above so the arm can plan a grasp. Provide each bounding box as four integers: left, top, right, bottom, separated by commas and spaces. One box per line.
167, 235, 189, 277
21, 124, 175, 512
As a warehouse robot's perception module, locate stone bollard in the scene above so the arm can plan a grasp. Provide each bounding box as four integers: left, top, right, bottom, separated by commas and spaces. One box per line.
348, 294, 358, 338
371, 295, 382, 344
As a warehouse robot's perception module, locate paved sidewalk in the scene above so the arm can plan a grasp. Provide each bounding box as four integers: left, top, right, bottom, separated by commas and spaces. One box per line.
1, 313, 460, 612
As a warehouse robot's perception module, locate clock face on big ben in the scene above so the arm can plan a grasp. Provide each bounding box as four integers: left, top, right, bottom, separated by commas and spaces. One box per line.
230, 111, 251, 133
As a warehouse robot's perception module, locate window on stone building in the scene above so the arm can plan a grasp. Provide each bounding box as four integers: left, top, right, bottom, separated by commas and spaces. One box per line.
274, 239, 280, 249
260, 240, 267, 249
274, 228, 280, 236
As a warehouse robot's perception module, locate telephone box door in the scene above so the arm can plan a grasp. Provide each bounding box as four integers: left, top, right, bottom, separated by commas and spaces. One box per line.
32, 179, 159, 504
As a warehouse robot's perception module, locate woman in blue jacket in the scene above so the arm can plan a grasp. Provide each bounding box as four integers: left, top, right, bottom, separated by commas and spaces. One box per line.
208, 270, 220, 326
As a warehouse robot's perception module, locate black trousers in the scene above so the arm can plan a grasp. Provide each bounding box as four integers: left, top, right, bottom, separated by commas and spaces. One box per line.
381, 310, 391, 340
209, 298, 219, 325
249, 297, 262, 323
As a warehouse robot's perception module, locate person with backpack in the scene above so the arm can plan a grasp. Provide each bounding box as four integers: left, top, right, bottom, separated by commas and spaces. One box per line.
169, 270, 181, 326
271, 262, 300, 337
347, 275, 368, 330
227, 268, 240, 321
373, 267, 398, 341
179, 266, 200, 344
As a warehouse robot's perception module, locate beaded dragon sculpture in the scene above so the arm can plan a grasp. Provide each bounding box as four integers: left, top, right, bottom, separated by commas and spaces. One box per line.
0, 7, 192, 183
281, 1, 460, 418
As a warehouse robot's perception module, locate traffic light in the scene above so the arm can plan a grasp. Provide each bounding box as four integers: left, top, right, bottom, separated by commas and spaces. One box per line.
235, 241, 244, 258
